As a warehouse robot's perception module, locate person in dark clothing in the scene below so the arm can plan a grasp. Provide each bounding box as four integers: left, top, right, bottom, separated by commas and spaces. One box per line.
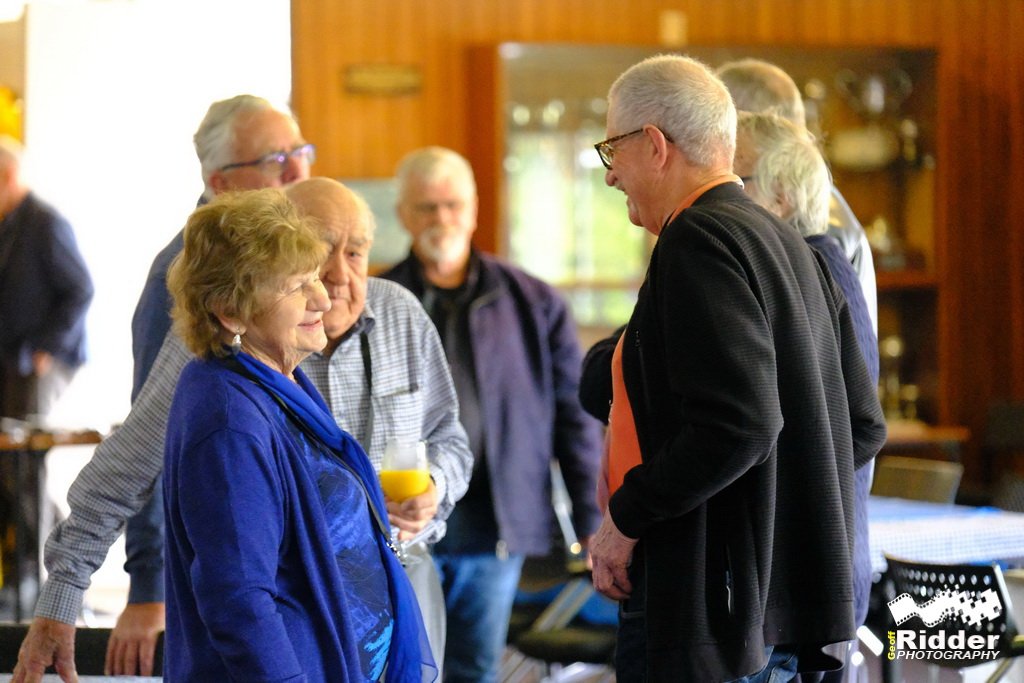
584, 54, 887, 683
0, 135, 93, 609
383, 147, 602, 683
0, 135, 93, 420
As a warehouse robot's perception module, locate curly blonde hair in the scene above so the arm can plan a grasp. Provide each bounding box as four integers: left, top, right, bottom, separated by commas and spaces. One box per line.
167, 188, 327, 358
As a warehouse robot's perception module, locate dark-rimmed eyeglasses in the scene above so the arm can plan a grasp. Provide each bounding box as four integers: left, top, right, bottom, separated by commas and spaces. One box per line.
594, 130, 643, 170
219, 143, 316, 175
593, 128, 674, 170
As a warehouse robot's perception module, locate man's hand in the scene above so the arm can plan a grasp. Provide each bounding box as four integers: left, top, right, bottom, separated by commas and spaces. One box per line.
104, 602, 165, 676
589, 511, 638, 601
385, 480, 438, 540
31, 351, 53, 377
11, 617, 77, 683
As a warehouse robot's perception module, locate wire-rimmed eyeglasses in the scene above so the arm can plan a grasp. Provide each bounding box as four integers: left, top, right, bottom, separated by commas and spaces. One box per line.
220, 143, 316, 175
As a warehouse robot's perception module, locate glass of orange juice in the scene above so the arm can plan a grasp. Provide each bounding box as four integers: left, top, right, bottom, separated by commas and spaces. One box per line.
380, 439, 429, 564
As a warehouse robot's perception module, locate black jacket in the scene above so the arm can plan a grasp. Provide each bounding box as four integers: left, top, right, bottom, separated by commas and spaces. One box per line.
607, 184, 886, 681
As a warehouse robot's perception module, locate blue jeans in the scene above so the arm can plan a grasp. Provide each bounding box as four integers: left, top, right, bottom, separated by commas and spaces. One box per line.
434, 552, 525, 683
614, 569, 647, 683
729, 647, 799, 683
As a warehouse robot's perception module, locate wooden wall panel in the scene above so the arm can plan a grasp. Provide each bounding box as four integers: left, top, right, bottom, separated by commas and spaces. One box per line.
292, 0, 1024, 491
1011, 4, 1024, 399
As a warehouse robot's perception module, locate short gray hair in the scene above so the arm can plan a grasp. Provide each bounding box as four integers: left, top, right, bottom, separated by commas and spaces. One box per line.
737, 112, 830, 237
716, 59, 806, 128
193, 95, 295, 201
395, 146, 476, 201
608, 54, 736, 169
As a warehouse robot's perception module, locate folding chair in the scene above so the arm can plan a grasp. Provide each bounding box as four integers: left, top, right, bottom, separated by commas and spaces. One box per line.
884, 555, 1024, 682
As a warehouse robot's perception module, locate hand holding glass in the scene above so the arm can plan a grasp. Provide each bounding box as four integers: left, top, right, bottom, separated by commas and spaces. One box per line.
379, 439, 429, 565
380, 439, 430, 501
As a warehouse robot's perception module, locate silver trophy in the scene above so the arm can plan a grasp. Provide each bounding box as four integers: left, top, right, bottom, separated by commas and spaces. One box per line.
829, 68, 914, 171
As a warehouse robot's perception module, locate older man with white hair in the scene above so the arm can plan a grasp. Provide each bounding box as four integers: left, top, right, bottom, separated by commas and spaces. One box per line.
383, 147, 603, 683
586, 54, 886, 682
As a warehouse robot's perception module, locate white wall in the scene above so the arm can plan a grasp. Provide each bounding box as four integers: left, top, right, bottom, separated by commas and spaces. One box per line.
22, 0, 292, 428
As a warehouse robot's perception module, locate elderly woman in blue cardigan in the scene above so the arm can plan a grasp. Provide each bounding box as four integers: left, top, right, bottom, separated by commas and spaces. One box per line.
162, 188, 434, 682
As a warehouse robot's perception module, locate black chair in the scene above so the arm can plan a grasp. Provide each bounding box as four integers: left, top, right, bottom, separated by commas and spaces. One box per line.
500, 461, 616, 682
507, 552, 569, 646
884, 555, 1024, 682
870, 455, 964, 503
994, 474, 1024, 513
0, 623, 164, 675
506, 571, 616, 683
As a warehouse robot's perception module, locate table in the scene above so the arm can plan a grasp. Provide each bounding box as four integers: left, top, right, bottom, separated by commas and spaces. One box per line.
867, 496, 1024, 682
0, 427, 103, 621
868, 495, 1024, 573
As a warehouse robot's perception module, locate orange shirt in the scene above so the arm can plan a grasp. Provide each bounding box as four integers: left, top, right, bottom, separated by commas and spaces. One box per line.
605, 174, 741, 496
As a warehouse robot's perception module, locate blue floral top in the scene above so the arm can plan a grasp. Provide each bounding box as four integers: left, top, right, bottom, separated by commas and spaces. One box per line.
306, 442, 394, 680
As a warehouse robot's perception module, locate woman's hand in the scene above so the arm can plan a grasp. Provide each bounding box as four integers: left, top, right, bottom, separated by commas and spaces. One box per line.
385, 480, 438, 540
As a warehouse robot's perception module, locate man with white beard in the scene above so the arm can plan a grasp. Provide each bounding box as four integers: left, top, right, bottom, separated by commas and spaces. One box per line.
382, 147, 603, 683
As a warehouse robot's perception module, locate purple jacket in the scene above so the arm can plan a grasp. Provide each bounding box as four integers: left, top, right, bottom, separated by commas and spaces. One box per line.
382, 251, 603, 555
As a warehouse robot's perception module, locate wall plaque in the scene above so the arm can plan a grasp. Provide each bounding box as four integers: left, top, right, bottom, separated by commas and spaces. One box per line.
343, 64, 422, 96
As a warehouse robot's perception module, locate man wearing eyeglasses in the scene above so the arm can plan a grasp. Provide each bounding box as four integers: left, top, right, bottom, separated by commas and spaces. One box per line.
585, 56, 885, 682
113, 95, 314, 673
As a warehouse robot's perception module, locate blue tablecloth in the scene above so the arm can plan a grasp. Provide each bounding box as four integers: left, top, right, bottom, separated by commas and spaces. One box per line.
868, 495, 1024, 573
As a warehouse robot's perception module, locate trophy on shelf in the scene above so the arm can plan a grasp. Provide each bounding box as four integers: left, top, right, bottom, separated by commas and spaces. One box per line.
879, 334, 920, 423
835, 68, 912, 120
865, 215, 907, 271
829, 68, 913, 172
